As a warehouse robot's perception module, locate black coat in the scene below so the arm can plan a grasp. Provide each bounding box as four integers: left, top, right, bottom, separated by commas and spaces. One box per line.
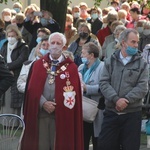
87, 18, 103, 35
24, 20, 60, 51
0, 39, 29, 108
0, 55, 14, 97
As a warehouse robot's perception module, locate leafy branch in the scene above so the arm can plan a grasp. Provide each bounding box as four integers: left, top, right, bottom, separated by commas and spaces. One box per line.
93, 0, 103, 6
0, 0, 19, 4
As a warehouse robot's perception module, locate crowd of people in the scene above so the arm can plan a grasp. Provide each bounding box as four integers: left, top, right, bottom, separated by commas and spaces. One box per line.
0, 0, 149, 150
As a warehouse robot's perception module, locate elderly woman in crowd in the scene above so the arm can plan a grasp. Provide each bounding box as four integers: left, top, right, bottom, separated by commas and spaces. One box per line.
139, 21, 150, 52
68, 22, 100, 66
13, 2, 22, 13
1, 8, 12, 28
64, 14, 77, 50
105, 25, 126, 58
0, 24, 29, 116
15, 13, 32, 46
102, 20, 123, 58
21, 32, 84, 150
78, 42, 104, 150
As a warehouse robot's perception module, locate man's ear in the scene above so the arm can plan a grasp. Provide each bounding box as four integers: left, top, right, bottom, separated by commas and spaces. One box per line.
121, 40, 125, 47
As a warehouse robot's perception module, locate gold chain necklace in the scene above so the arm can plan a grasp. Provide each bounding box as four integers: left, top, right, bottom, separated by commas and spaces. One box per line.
42, 59, 69, 84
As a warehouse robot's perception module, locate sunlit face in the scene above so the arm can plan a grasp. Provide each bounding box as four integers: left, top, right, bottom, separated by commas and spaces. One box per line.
143, 7, 150, 15
129, 11, 137, 20
3, 11, 11, 17
80, 6, 87, 15
7, 31, 17, 38
121, 5, 129, 12
65, 17, 72, 27
26, 8, 35, 21
72, 7, 80, 14
91, 10, 98, 15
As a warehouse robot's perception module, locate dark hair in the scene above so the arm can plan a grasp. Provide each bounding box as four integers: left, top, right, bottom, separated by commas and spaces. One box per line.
41, 35, 49, 42
130, 7, 140, 14
83, 42, 100, 58
37, 27, 51, 35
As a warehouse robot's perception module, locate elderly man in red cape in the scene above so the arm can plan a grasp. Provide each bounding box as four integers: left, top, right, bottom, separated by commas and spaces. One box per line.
21, 32, 84, 150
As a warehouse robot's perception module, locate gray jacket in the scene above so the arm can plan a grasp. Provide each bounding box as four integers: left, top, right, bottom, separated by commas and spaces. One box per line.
100, 50, 149, 113
78, 61, 104, 137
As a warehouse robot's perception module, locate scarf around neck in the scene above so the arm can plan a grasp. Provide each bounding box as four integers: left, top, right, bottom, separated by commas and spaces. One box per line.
80, 58, 100, 83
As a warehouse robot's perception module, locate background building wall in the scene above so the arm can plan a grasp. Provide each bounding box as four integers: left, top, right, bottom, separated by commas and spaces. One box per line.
0, 0, 108, 14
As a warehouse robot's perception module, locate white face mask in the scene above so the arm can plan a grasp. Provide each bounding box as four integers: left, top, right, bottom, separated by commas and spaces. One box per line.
4, 15, 11, 22
91, 13, 98, 20
136, 27, 143, 34
49, 44, 63, 57
143, 29, 150, 36
7, 37, 17, 45
73, 12, 80, 18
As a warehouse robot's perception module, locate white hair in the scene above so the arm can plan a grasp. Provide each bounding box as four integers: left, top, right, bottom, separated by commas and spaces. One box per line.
48, 32, 66, 47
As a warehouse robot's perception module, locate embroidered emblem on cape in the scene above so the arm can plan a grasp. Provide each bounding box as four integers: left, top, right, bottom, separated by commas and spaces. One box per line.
63, 72, 76, 109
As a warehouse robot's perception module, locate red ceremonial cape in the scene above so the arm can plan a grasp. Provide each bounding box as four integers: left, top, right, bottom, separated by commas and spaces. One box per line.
21, 54, 84, 150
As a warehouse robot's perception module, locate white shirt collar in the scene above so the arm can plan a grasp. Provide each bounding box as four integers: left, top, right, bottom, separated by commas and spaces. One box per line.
119, 51, 132, 65
49, 54, 64, 63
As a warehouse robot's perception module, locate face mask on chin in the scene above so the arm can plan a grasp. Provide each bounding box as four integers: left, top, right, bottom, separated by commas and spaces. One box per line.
40, 48, 49, 56
81, 57, 89, 64
125, 45, 138, 56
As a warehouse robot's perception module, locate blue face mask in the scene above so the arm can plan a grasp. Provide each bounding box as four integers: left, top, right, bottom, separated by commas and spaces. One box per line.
126, 46, 138, 56
91, 13, 98, 20
14, 8, 20, 13
40, 18, 48, 26
36, 37, 42, 44
81, 57, 89, 64
40, 48, 49, 56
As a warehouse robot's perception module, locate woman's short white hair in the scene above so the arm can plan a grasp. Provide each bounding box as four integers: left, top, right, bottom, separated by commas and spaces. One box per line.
114, 25, 126, 34
143, 21, 150, 29
48, 32, 66, 47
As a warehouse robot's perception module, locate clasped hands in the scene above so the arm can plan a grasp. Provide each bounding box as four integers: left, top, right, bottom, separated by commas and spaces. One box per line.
115, 98, 129, 112
43, 101, 56, 114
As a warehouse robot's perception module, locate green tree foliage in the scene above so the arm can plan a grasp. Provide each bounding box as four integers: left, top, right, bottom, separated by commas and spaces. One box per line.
0, 0, 19, 4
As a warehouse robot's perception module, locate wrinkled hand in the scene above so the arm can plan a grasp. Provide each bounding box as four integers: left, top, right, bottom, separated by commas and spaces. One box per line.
43, 101, 56, 114
115, 98, 129, 112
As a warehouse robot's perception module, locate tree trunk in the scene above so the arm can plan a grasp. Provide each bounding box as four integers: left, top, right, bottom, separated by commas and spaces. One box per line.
40, 0, 68, 33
